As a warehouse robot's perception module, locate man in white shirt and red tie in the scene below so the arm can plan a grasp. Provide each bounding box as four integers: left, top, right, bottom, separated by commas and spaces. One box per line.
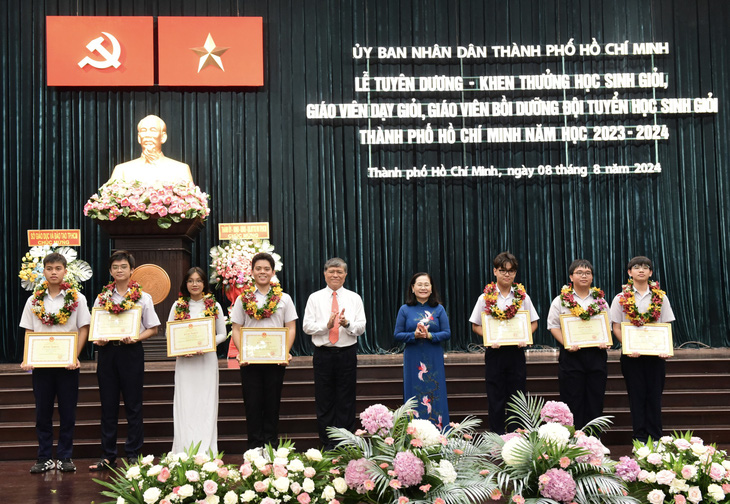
303, 258, 367, 450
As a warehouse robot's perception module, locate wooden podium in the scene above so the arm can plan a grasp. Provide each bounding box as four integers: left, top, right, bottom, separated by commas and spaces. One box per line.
97, 217, 205, 360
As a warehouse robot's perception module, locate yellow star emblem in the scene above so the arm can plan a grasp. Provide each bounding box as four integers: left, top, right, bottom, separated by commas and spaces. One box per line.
190, 33, 229, 72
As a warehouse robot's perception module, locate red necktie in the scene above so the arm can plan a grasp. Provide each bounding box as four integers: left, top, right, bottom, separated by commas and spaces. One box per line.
329, 291, 339, 344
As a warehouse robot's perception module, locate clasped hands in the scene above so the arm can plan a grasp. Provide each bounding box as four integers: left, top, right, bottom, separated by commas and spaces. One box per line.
414, 322, 431, 339
327, 308, 349, 329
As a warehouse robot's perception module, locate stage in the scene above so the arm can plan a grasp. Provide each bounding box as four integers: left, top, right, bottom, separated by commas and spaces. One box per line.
2, 348, 729, 502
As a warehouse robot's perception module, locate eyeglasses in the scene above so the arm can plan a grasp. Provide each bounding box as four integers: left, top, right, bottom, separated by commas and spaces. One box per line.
497, 269, 517, 275
414, 283, 431, 288
111, 264, 129, 271
572, 270, 593, 277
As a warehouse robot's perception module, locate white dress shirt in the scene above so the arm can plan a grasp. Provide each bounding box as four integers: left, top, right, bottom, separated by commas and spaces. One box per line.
302, 286, 366, 347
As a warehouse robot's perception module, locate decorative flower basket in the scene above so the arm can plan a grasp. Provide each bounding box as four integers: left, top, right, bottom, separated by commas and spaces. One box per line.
481, 392, 636, 504
327, 398, 499, 504
615, 432, 730, 504
84, 180, 210, 230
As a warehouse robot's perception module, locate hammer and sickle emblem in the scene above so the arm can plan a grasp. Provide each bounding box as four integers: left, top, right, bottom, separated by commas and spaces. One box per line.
77, 32, 122, 69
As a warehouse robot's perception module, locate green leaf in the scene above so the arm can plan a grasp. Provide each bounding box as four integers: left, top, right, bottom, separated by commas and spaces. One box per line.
157, 217, 172, 229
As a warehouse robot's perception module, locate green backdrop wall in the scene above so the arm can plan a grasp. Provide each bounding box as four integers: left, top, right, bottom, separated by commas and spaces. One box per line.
2, 0, 729, 362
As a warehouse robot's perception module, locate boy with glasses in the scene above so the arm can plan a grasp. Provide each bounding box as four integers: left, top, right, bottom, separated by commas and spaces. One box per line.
547, 259, 609, 428
89, 250, 160, 471
609, 256, 675, 442
469, 251, 539, 433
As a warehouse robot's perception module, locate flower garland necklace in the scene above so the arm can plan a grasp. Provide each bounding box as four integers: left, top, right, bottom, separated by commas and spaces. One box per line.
482, 282, 526, 320
560, 284, 608, 320
618, 278, 665, 326
31, 281, 79, 325
239, 279, 283, 320
174, 293, 219, 320
97, 281, 142, 314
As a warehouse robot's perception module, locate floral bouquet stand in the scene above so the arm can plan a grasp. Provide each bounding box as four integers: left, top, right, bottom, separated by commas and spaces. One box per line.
85, 181, 209, 359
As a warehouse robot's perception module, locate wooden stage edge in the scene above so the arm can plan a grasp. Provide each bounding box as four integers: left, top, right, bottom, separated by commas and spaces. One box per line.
2, 346, 730, 373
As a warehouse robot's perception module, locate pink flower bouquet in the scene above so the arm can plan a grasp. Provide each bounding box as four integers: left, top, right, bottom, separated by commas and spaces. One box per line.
84, 180, 210, 229
484, 392, 633, 504
328, 398, 498, 504
616, 432, 730, 504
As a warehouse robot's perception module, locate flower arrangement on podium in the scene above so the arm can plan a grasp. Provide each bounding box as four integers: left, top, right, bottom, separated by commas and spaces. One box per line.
209, 239, 282, 302
482, 392, 636, 504
327, 398, 499, 504
84, 180, 210, 229
614, 432, 730, 504
18, 245, 93, 291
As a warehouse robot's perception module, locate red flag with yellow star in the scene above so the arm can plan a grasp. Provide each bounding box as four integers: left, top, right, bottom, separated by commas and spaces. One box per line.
158, 17, 263, 87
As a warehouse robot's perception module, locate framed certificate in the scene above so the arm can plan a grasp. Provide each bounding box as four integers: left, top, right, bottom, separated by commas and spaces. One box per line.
559, 312, 613, 348
166, 317, 216, 357
621, 323, 674, 356
239, 328, 289, 364
89, 306, 143, 341
481, 311, 532, 346
22, 331, 78, 368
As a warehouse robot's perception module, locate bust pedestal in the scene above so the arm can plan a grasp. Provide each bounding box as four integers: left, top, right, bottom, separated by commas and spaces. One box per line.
97, 217, 205, 360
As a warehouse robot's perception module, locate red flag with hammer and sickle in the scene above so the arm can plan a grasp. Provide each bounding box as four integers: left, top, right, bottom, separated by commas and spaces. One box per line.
46, 16, 154, 86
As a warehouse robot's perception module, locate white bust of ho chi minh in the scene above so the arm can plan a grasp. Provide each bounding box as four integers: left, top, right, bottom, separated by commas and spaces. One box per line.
109, 115, 194, 186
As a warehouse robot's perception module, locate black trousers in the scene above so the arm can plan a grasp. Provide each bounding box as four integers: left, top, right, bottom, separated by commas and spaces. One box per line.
96, 342, 145, 460
621, 354, 665, 442
558, 347, 608, 429
240, 364, 286, 449
33, 367, 80, 459
484, 346, 526, 434
313, 344, 358, 449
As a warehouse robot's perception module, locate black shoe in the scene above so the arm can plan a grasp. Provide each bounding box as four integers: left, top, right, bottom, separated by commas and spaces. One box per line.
30, 458, 55, 474
88, 458, 116, 472
57, 458, 76, 472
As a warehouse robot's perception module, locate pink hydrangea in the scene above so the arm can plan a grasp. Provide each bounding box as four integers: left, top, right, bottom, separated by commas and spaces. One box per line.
392, 451, 425, 487
538, 468, 576, 502
540, 401, 574, 426
360, 404, 394, 435
345, 458, 373, 493
575, 435, 606, 464
615, 456, 641, 482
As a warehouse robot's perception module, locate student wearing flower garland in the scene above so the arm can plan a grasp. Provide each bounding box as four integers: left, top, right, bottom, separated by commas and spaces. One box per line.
19, 252, 91, 473
547, 259, 609, 429
167, 267, 228, 455
231, 252, 298, 449
89, 250, 160, 471
609, 256, 675, 443
469, 251, 539, 434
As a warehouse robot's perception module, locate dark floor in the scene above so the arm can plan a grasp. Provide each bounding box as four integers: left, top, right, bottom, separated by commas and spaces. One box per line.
2, 458, 117, 504
0, 455, 243, 504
